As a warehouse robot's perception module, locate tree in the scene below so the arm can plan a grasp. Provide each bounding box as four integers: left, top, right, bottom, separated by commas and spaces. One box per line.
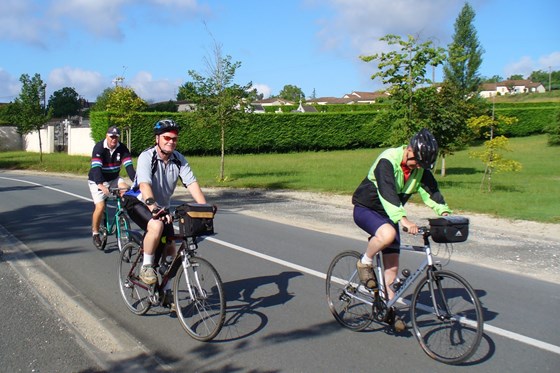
91, 88, 114, 111
13, 73, 51, 162
48, 87, 81, 118
413, 83, 486, 176
443, 2, 484, 94
106, 86, 147, 150
278, 85, 305, 102
507, 74, 524, 80
361, 34, 446, 145
481, 75, 503, 83
529, 69, 560, 91
177, 81, 200, 102
468, 113, 521, 192
188, 39, 253, 181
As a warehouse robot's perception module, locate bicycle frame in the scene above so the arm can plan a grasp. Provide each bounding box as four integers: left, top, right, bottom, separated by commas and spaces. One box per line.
103, 194, 126, 235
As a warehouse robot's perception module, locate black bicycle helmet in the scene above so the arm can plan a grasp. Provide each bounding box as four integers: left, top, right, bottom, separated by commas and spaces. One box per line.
153, 119, 180, 135
410, 128, 438, 169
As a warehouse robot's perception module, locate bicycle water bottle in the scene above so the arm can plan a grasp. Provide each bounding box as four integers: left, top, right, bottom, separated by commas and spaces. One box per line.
390, 268, 411, 292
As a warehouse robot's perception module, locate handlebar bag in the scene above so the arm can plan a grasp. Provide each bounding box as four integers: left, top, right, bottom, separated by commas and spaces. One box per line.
428, 216, 469, 243
176, 203, 215, 237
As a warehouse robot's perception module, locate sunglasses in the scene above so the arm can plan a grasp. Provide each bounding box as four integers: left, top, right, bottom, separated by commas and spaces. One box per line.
161, 135, 178, 142
109, 135, 119, 139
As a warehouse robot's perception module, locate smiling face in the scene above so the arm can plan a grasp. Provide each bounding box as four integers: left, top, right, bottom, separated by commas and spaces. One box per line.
156, 130, 178, 155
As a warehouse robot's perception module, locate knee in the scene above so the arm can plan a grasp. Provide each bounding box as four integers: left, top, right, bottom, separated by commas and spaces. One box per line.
147, 219, 164, 235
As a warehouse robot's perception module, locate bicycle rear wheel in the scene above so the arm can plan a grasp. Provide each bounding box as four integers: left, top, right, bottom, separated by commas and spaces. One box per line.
118, 242, 152, 315
411, 269, 483, 364
116, 213, 131, 252
174, 257, 225, 341
326, 250, 373, 331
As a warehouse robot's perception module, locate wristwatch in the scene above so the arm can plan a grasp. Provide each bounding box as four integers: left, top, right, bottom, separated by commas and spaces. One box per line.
145, 197, 155, 206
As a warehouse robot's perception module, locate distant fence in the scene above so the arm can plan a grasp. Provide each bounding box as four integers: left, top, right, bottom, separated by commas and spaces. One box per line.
0, 124, 95, 156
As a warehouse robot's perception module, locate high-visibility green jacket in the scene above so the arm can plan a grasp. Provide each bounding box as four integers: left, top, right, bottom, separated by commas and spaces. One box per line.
352, 145, 451, 223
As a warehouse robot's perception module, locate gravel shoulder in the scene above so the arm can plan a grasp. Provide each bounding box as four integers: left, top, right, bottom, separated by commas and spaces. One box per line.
184, 187, 560, 284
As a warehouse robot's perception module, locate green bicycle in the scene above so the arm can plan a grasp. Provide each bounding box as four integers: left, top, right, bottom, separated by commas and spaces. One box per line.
98, 187, 132, 252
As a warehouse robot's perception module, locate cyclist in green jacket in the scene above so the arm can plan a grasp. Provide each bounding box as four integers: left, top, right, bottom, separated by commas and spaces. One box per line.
352, 128, 451, 331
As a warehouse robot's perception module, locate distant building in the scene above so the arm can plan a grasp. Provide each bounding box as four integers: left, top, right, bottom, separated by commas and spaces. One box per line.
479, 79, 546, 98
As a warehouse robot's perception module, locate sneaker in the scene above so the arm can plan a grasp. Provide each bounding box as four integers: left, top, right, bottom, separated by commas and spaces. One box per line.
162, 290, 175, 311
356, 260, 376, 288
139, 265, 157, 285
386, 308, 407, 333
92, 234, 102, 250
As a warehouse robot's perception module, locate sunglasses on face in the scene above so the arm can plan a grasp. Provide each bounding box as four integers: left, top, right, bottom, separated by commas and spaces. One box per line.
161, 135, 178, 142
109, 135, 119, 139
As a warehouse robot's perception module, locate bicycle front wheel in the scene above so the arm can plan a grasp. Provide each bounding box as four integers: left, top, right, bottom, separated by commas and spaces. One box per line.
411, 269, 483, 364
174, 257, 225, 341
118, 242, 152, 315
116, 213, 131, 252
326, 251, 373, 331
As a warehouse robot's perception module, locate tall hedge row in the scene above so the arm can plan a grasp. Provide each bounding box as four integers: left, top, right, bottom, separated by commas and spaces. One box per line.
90, 103, 558, 155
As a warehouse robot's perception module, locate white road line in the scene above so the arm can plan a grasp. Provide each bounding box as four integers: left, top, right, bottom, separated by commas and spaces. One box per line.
2, 175, 560, 355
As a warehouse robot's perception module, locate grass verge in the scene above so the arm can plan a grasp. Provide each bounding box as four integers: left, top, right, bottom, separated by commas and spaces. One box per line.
0, 135, 558, 223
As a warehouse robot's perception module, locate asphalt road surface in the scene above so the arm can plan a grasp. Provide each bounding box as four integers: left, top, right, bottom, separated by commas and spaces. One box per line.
0, 171, 559, 372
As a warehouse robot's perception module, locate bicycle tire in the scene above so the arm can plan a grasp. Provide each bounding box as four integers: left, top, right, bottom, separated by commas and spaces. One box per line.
174, 256, 225, 341
118, 242, 152, 315
116, 213, 131, 252
326, 250, 373, 331
410, 269, 483, 364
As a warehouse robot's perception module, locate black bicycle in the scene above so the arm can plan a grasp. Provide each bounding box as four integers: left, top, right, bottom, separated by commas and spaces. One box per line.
118, 203, 225, 341
326, 216, 483, 364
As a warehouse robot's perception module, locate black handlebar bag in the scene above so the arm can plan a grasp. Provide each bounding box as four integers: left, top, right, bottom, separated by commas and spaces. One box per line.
428, 216, 469, 243
175, 203, 216, 237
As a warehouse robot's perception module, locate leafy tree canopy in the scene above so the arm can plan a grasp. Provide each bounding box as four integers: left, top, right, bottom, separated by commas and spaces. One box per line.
48, 87, 81, 118
278, 85, 305, 102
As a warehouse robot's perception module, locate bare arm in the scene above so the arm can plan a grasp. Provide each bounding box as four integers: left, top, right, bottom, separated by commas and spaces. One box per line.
186, 181, 206, 204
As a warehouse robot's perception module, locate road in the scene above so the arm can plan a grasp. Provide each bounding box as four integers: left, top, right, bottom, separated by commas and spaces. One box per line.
0, 171, 559, 372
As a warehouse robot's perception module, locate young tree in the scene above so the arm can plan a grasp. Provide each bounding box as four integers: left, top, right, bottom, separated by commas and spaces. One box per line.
278, 85, 305, 102
443, 2, 484, 94
188, 39, 253, 181
48, 87, 81, 118
361, 34, 446, 145
91, 88, 115, 111
14, 73, 51, 162
468, 113, 521, 192
106, 86, 147, 150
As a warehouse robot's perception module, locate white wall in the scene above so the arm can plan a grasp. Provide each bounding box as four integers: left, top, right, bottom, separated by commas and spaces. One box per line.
23, 125, 55, 153
0, 126, 22, 151
68, 125, 95, 156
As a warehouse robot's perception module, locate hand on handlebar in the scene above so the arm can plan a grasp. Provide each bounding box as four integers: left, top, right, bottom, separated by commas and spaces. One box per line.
400, 217, 419, 235
152, 207, 173, 224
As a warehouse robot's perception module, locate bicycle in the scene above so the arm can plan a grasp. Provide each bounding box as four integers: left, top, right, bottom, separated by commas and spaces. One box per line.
326, 216, 483, 364
118, 203, 226, 341
98, 187, 132, 252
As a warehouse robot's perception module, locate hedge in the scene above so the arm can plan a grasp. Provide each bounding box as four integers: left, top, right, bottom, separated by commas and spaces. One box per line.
90, 102, 558, 155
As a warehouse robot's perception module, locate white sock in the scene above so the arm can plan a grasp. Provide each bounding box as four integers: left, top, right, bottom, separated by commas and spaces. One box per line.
143, 254, 155, 266
361, 255, 373, 265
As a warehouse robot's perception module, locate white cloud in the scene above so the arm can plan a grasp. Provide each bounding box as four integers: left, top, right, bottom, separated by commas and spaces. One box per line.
48, 67, 109, 101
129, 71, 182, 103
504, 52, 560, 79
0, 68, 21, 101
252, 83, 272, 99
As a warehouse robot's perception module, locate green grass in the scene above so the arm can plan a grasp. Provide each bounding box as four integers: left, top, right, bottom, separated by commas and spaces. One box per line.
1, 135, 558, 223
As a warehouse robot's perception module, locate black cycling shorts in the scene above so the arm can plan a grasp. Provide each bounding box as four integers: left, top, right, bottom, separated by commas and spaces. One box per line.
123, 195, 174, 238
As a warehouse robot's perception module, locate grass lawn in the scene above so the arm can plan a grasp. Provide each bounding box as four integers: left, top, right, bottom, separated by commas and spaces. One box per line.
1, 134, 558, 223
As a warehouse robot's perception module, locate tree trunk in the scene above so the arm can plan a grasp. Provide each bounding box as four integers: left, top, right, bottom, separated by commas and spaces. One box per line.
38, 130, 43, 163
220, 124, 225, 181
440, 154, 446, 177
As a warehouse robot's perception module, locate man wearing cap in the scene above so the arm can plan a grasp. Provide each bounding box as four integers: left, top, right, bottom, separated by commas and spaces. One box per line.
87, 126, 136, 249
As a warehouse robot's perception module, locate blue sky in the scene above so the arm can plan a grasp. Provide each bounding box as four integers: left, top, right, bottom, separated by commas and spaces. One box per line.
1, 0, 559, 103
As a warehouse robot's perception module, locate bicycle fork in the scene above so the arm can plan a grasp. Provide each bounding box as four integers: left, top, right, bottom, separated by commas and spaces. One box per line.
180, 252, 206, 301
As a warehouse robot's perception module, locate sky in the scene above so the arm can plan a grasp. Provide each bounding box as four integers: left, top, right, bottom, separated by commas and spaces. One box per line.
1, 0, 559, 104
